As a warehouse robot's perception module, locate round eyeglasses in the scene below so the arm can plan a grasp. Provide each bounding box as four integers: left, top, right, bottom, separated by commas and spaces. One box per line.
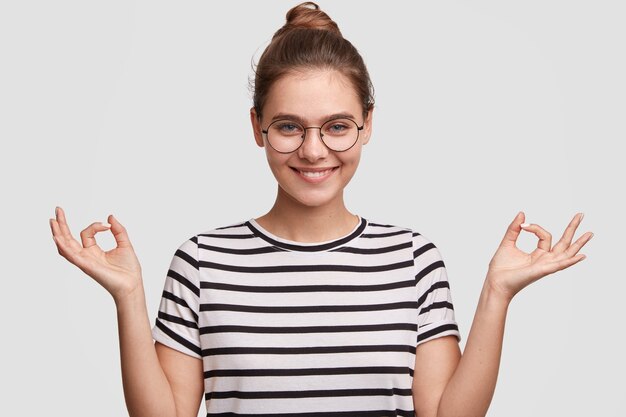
262, 118, 364, 153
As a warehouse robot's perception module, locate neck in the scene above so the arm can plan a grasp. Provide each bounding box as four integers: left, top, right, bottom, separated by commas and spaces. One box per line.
255, 185, 359, 243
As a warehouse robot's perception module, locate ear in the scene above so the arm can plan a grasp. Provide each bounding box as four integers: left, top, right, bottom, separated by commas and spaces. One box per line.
361, 106, 374, 146
250, 107, 265, 148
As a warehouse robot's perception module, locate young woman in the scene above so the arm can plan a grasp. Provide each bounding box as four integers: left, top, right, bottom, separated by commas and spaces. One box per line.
49, 2, 593, 416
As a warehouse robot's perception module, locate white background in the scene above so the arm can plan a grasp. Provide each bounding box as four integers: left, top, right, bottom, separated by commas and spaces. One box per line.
1, 0, 624, 416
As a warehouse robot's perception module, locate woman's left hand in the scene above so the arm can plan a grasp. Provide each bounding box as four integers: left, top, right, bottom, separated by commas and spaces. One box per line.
486, 211, 593, 302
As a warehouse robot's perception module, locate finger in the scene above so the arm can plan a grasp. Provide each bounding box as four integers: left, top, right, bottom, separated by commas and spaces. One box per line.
552, 213, 584, 253
79, 222, 112, 249
564, 231, 594, 257
51, 207, 89, 250
50, 217, 82, 260
500, 211, 525, 247
55, 206, 76, 240
107, 214, 133, 249
520, 223, 552, 252
50, 216, 77, 249
540, 253, 587, 276
50, 218, 67, 254
49, 216, 62, 239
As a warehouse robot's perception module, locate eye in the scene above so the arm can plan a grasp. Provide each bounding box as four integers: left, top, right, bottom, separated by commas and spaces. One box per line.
328, 123, 347, 132
274, 121, 303, 136
323, 119, 352, 135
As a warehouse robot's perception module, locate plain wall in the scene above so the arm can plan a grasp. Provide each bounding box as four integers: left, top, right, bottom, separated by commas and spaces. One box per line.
1, 1, 624, 416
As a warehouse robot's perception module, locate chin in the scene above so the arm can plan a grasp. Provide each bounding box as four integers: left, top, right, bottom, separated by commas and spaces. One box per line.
281, 186, 343, 209
300, 199, 336, 208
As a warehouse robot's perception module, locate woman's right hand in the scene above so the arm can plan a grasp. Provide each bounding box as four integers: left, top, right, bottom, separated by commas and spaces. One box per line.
49, 206, 144, 303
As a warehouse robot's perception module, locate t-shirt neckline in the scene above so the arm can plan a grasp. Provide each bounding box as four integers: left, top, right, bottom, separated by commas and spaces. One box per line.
245, 216, 367, 252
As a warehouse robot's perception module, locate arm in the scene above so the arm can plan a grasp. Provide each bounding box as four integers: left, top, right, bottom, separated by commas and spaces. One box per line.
430, 281, 509, 417
412, 212, 593, 417
155, 342, 204, 417
412, 283, 507, 417
50, 206, 203, 417
116, 287, 204, 417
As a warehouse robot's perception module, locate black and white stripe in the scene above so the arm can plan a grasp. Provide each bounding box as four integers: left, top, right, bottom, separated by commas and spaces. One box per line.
152, 217, 460, 416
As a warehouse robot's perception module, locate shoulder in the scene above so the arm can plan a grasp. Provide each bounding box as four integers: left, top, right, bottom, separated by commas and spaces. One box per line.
365, 218, 443, 262
197, 219, 252, 237
172, 220, 251, 258
363, 219, 413, 238
364, 218, 437, 245
187, 219, 254, 244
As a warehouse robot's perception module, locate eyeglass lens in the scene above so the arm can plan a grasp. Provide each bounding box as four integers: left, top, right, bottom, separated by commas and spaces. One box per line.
266, 118, 360, 153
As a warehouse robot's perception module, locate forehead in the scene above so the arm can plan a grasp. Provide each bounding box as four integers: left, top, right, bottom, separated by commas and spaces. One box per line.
263, 69, 361, 122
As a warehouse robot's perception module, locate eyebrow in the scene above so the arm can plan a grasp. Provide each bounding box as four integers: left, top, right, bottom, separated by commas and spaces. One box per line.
270, 112, 357, 125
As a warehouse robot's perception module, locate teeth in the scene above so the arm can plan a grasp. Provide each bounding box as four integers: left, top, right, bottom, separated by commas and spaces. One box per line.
298, 168, 334, 178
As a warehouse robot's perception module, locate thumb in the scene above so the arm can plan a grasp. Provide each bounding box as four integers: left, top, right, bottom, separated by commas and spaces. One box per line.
499, 211, 525, 247
107, 214, 133, 249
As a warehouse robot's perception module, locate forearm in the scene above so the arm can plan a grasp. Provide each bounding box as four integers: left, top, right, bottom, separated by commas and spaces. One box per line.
437, 279, 510, 417
115, 284, 177, 417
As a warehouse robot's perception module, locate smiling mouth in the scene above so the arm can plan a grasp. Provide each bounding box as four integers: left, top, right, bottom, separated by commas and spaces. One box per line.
290, 167, 339, 179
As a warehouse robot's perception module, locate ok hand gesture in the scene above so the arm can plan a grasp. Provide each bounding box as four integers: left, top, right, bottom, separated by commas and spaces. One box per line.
49, 206, 144, 302
486, 212, 593, 302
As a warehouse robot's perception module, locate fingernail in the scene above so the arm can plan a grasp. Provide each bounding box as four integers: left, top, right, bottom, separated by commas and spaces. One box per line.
55, 206, 59, 215
520, 223, 530, 228
101, 222, 111, 228
579, 212, 585, 221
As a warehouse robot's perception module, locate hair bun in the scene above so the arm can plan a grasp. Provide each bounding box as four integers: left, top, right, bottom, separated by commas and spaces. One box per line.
273, 2, 342, 39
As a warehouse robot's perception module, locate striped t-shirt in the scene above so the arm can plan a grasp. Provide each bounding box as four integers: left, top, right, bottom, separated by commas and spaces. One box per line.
151, 216, 461, 416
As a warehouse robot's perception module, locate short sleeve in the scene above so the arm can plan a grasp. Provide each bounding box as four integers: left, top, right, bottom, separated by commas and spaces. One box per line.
151, 235, 202, 359
412, 232, 461, 347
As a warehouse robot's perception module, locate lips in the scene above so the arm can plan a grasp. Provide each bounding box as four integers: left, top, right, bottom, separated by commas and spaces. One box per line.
297, 168, 334, 178
290, 166, 339, 182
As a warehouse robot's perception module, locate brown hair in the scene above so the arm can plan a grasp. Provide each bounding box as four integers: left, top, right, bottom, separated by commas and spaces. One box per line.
251, 2, 375, 119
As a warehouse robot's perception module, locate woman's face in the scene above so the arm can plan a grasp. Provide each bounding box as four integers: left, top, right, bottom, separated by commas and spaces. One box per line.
250, 69, 373, 209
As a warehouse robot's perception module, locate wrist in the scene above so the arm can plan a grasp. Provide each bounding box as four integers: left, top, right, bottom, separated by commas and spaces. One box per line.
481, 277, 514, 309
113, 280, 146, 308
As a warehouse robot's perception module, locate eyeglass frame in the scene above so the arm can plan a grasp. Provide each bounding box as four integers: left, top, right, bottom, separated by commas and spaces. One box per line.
261, 117, 365, 154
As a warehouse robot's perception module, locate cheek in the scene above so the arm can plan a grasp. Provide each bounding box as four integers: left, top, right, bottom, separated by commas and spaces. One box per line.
264, 149, 290, 176
339, 148, 363, 168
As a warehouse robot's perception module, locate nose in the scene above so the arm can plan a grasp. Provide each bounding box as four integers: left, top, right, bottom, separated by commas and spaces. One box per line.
297, 127, 329, 162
